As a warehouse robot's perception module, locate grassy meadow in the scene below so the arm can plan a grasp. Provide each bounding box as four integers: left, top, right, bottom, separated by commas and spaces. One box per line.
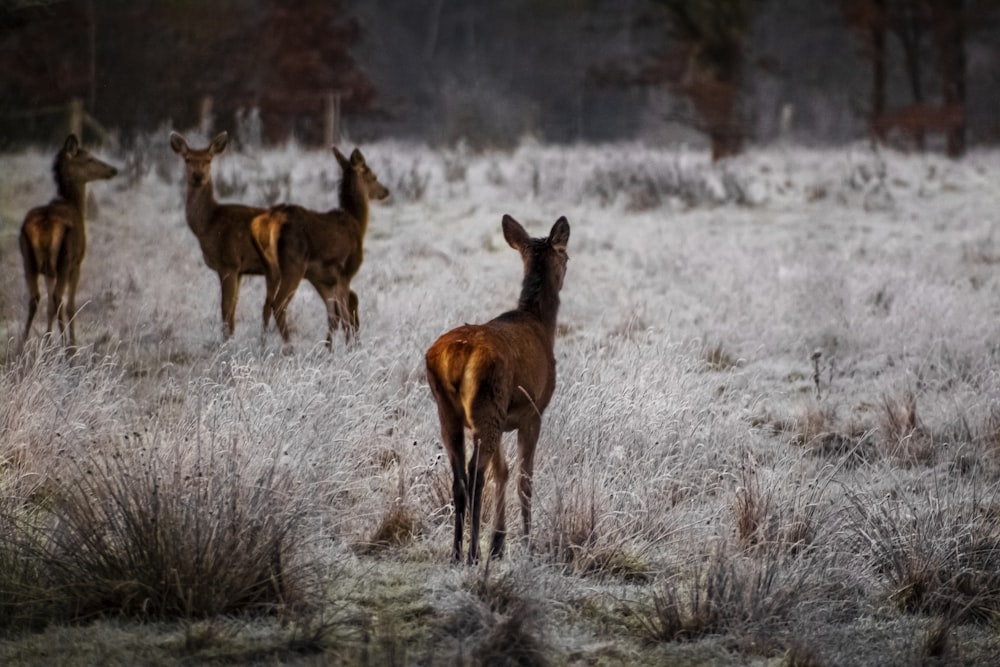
2, 137, 1000, 665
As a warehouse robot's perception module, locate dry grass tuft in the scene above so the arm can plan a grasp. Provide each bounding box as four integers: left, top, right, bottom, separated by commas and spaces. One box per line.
0, 431, 320, 629
918, 616, 954, 662
849, 484, 1000, 623
729, 465, 828, 556
703, 340, 740, 371
639, 543, 808, 651
782, 642, 826, 667
878, 390, 934, 466
776, 401, 874, 467
365, 500, 422, 553
537, 481, 651, 582
733, 473, 770, 550
436, 568, 551, 666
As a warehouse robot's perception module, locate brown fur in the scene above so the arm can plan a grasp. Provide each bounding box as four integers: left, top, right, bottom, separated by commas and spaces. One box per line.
19, 134, 118, 348
250, 146, 388, 349
169, 131, 267, 339
425, 215, 570, 564
871, 103, 965, 151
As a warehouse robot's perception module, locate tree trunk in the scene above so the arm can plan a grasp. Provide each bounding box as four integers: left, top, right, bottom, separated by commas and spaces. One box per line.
928, 0, 966, 157
869, 0, 887, 143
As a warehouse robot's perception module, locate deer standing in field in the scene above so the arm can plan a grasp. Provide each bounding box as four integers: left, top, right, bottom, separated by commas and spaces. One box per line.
426, 215, 570, 564
19, 134, 118, 348
250, 146, 388, 349
169, 131, 267, 339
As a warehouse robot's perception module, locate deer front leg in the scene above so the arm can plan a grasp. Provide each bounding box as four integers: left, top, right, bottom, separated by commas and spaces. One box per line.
46, 274, 64, 341
517, 418, 541, 548
219, 271, 240, 339
334, 284, 356, 347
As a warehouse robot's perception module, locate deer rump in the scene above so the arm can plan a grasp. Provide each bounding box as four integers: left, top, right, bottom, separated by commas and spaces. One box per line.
428, 313, 556, 431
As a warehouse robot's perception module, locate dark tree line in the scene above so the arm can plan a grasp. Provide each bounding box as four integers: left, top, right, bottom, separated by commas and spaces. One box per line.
2, 0, 1000, 155
0, 0, 374, 146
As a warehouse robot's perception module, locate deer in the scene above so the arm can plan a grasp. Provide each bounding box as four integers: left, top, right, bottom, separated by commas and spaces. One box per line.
425, 214, 570, 564
249, 146, 388, 349
19, 134, 118, 349
169, 130, 267, 339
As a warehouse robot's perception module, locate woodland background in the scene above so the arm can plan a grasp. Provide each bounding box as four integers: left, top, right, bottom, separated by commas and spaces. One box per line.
2, 0, 1000, 156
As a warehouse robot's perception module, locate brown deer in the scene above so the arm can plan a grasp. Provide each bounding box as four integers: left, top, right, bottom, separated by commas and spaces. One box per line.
250, 146, 388, 349
169, 131, 267, 339
871, 103, 965, 152
19, 134, 118, 348
425, 215, 570, 564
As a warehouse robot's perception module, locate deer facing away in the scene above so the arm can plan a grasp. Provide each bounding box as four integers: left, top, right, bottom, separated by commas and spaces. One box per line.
250, 147, 388, 349
425, 215, 570, 564
169, 131, 267, 339
20, 134, 118, 348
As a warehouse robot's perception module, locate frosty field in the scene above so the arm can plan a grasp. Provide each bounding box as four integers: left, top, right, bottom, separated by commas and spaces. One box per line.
2, 140, 1000, 665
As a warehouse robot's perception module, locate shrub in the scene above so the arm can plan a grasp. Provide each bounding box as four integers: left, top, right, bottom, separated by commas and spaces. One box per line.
0, 431, 320, 628
848, 483, 1000, 623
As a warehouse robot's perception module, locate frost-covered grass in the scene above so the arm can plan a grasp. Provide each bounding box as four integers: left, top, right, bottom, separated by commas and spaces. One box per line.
2, 139, 1000, 664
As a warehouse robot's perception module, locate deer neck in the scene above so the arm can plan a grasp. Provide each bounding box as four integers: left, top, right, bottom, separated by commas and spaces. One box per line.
185, 181, 217, 236
55, 167, 88, 217
517, 270, 561, 344
338, 175, 370, 235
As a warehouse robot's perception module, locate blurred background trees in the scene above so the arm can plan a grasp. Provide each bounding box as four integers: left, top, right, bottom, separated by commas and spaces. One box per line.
1, 0, 998, 156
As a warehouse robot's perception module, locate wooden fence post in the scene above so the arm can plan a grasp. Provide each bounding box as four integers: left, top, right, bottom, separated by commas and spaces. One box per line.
324, 91, 341, 147
69, 97, 84, 139
199, 95, 214, 138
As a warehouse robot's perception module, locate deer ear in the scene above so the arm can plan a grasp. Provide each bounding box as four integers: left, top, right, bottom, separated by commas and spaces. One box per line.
502, 214, 530, 251
350, 148, 365, 166
63, 134, 79, 155
332, 146, 349, 169
549, 216, 570, 251
209, 132, 229, 155
169, 131, 187, 155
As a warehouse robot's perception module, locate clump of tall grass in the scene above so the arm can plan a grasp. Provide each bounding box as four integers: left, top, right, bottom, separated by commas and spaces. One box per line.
435, 565, 551, 666
536, 477, 651, 583
728, 461, 841, 561
0, 428, 322, 628
848, 479, 1000, 623
638, 542, 811, 654
877, 390, 934, 466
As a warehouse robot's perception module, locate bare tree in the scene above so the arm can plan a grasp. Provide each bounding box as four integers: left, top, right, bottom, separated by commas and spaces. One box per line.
645, 0, 762, 160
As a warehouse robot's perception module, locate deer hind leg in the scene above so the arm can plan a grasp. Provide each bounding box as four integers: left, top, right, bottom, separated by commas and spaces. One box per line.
517, 417, 541, 550
261, 269, 278, 332
65, 264, 81, 348
468, 413, 503, 565
21, 262, 41, 344
427, 370, 468, 562
488, 441, 510, 560
272, 265, 304, 344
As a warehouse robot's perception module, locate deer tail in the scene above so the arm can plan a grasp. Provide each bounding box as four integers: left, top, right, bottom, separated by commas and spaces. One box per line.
251, 211, 283, 272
